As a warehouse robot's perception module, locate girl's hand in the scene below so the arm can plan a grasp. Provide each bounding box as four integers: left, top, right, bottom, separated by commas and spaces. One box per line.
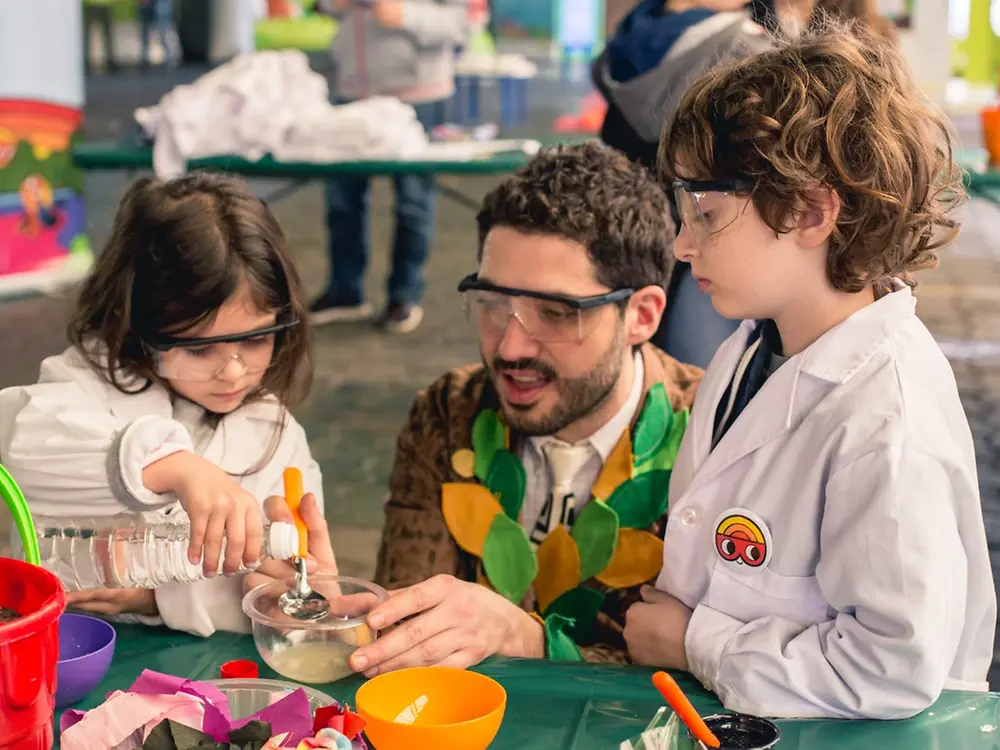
67, 588, 158, 617
244, 493, 337, 593
143, 451, 264, 576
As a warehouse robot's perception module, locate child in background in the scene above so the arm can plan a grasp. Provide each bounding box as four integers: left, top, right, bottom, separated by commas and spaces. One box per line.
0, 173, 327, 637
623, 25, 996, 718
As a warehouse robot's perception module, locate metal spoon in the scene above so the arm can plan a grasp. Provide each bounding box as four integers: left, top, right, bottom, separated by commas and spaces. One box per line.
276, 468, 331, 621
278, 556, 330, 621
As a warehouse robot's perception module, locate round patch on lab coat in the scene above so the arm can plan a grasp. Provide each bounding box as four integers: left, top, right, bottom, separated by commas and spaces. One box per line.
714, 508, 772, 569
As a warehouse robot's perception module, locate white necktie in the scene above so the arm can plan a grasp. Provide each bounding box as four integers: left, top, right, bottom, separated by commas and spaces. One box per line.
531, 441, 594, 546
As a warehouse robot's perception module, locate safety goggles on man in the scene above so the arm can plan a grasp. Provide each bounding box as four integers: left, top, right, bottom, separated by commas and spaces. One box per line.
672, 178, 755, 246
144, 317, 299, 382
458, 274, 633, 344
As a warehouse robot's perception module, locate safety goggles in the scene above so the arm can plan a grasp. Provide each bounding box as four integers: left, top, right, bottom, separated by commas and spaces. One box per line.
672, 178, 755, 246
144, 317, 299, 382
458, 274, 633, 344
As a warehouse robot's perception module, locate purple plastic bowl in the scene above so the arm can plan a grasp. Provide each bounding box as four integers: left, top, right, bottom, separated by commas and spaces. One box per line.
56, 613, 116, 708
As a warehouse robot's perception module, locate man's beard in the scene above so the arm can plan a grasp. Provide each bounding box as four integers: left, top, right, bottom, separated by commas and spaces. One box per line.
485, 325, 627, 436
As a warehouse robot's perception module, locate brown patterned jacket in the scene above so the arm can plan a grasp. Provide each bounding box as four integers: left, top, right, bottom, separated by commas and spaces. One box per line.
374, 343, 703, 662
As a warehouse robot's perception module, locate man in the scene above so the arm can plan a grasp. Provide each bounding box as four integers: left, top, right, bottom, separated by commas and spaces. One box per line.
253, 143, 701, 674
359, 143, 704, 675
311, 0, 469, 334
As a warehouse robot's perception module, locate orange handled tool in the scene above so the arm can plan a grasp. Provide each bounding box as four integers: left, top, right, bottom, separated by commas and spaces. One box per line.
652, 671, 720, 749
283, 467, 308, 558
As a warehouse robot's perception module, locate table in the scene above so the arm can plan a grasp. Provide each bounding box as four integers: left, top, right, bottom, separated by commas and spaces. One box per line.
56, 625, 1000, 750
73, 138, 589, 211
957, 147, 1000, 204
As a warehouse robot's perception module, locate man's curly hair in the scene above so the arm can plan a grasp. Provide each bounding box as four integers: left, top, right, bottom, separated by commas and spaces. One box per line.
658, 20, 964, 293
477, 142, 675, 290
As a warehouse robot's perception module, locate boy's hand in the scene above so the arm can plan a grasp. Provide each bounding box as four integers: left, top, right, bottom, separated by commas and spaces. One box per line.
373, 1, 403, 28
624, 586, 692, 670
143, 452, 263, 576
67, 588, 158, 618
244, 493, 337, 593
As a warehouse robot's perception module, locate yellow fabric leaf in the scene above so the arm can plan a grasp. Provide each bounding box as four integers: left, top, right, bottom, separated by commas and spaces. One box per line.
591, 431, 632, 501
451, 449, 476, 478
534, 525, 581, 613
442, 483, 503, 556
595, 529, 664, 589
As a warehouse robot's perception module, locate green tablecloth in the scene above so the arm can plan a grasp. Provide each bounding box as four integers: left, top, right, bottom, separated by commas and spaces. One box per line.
72, 140, 571, 178
56, 625, 1000, 750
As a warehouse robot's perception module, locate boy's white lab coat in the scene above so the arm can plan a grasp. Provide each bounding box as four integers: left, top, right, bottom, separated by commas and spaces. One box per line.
0, 347, 322, 638
656, 285, 996, 719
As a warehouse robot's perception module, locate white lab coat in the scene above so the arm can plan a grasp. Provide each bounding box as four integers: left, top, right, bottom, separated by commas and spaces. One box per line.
655, 285, 996, 720
0, 347, 323, 638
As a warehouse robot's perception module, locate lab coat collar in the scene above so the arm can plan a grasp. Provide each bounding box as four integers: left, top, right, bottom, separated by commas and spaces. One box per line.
797, 280, 915, 384
684, 281, 915, 491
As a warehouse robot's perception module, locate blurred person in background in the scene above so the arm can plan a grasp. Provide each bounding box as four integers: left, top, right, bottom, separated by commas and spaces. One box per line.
83, 0, 118, 74
139, 0, 180, 70
312, 0, 470, 334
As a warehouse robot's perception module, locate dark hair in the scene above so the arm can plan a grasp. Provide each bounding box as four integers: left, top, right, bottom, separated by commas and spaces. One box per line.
476, 142, 675, 291
659, 22, 963, 293
69, 171, 313, 421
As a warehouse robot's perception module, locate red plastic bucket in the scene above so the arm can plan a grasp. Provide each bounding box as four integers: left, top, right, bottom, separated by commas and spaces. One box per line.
0, 557, 66, 750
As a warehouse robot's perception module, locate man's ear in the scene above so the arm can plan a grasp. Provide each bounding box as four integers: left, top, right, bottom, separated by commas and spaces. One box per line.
626, 285, 667, 346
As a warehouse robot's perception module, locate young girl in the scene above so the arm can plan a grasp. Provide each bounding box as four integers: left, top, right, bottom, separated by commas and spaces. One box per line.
0, 172, 326, 637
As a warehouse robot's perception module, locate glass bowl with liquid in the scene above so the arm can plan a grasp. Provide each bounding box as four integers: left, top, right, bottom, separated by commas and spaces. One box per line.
242, 575, 389, 684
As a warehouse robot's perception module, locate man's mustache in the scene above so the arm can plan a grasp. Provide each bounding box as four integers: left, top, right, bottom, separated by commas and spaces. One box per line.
492, 357, 557, 380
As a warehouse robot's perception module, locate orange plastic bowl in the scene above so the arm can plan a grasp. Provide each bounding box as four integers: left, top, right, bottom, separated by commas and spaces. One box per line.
355, 667, 506, 750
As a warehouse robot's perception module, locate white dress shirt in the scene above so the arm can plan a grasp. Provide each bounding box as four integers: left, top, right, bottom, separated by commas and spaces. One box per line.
519, 351, 644, 532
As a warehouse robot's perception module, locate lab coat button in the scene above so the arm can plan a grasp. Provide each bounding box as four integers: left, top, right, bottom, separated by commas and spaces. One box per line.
678, 507, 700, 526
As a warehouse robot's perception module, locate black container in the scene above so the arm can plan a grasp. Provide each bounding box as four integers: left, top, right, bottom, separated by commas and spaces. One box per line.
699, 714, 781, 750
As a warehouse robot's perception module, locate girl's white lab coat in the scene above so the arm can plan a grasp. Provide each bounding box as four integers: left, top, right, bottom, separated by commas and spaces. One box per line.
0, 347, 322, 638
656, 285, 996, 719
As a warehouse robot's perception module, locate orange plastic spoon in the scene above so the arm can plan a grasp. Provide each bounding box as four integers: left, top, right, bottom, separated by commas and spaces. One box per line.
652, 671, 721, 749
283, 467, 308, 558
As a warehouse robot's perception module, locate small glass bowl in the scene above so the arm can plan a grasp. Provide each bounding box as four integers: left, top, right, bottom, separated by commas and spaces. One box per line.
242, 575, 388, 684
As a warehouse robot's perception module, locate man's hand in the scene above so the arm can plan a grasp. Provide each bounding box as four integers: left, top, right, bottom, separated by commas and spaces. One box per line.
373, 0, 404, 28
243, 493, 336, 593
348, 575, 544, 677
66, 588, 158, 618
623, 585, 692, 670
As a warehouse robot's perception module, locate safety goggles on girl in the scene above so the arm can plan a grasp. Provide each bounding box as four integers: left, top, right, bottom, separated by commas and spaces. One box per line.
458, 273, 633, 344
672, 178, 755, 245
144, 316, 300, 381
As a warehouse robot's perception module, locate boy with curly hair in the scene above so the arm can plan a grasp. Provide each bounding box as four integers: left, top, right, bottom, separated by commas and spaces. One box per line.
623, 24, 997, 719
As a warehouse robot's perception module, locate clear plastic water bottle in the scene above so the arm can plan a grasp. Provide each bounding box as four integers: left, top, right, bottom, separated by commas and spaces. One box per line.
30, 514, 300, 591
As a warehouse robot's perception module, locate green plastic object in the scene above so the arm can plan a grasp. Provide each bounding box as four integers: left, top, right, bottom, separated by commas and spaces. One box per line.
0, 463, 39, 565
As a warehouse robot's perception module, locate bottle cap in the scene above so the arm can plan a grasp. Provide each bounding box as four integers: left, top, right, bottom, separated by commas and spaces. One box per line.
267, 521, 300, 561
220, 659, 259, 679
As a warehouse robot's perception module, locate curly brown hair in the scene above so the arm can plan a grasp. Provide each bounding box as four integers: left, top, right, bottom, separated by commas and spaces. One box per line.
658, 22, 964, 293
477, 142, 676, 291
69, 172, 313, 410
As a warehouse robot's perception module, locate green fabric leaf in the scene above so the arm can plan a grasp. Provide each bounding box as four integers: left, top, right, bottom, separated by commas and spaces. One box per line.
632, 384, 672, 466
571, 501, 619, 581
482, 512, 537, 604
607, 471, 672, 529
544, 586, 605, 642
471, 409, 505, 482
485, 449, 526, 520
543, 613, 585, 662
635, 407, 688, 476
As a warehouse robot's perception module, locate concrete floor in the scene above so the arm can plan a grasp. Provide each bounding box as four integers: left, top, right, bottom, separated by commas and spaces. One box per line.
3, 61, 1000, 686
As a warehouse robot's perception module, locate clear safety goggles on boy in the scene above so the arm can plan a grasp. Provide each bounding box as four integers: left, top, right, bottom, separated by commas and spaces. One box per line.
458, 273, 634, 344
672, 177, 755, 245
144, 317, 299, 382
